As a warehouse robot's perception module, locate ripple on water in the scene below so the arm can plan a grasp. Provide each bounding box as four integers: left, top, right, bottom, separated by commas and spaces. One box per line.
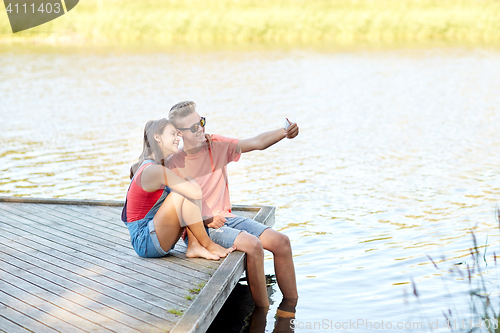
1, 48, 500, 331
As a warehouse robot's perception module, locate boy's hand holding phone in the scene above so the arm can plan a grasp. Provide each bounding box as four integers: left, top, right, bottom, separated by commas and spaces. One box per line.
284, 118, 299, 139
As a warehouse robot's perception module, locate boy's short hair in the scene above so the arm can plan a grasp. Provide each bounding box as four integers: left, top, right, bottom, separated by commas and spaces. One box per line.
168, 101, 196, 127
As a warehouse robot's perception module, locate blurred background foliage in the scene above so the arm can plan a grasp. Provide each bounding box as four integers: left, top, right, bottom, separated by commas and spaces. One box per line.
1, 0, 500, 46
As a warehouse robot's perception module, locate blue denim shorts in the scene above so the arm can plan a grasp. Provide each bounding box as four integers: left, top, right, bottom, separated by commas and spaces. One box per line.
125, 187, 175, 258
206, 215, 270, 248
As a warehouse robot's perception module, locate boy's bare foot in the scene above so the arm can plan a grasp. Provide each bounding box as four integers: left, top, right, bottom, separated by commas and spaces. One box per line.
208, 243, 235, 258
186, 241, 220, 260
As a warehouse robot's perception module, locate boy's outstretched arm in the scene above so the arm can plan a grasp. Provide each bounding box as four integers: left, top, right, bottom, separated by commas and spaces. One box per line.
238, 121, 299, 153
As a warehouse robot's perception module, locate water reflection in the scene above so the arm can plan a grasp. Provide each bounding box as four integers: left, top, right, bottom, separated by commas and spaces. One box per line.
1, 47, 500, 331
208, 279, 297, 333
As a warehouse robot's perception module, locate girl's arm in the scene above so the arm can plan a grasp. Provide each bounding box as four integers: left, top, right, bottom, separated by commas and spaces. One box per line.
141, 164, 202, 200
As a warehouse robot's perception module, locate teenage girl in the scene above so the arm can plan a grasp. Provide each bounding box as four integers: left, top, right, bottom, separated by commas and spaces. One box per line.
122, 118, 234, 259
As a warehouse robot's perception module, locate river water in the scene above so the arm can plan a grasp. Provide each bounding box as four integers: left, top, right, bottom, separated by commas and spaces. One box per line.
1, 46, 500, 332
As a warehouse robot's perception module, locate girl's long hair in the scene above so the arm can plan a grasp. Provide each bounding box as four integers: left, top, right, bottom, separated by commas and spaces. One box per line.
130, 118, 170, 179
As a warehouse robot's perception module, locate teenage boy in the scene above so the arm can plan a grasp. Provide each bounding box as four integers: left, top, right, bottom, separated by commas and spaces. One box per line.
166, 101, 299, 308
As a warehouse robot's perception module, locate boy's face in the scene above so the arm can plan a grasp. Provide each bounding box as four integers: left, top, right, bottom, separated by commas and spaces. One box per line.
176, 111, 206, 146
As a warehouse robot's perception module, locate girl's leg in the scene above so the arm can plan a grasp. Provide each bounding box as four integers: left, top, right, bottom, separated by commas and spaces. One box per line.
185, 229, 219, 260
153, 192, 233, 258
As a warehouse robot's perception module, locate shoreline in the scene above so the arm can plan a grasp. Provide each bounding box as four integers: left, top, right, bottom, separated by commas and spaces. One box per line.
1, 37, 500, 54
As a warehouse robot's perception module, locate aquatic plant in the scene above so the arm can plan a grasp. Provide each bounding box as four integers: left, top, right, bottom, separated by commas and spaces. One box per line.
412, 208, 500, 332
1, 0, 500, 45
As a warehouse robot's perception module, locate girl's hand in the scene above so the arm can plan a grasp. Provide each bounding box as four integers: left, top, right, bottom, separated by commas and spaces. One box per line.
176, 167, 188, 179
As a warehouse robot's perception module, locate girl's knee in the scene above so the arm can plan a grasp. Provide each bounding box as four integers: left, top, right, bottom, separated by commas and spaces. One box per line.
167, 192, 185, 210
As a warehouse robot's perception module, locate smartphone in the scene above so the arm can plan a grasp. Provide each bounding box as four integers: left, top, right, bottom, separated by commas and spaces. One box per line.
284, 118, 291, 130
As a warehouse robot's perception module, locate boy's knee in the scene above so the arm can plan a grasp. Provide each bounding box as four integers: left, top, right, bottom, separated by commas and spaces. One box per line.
249, 236, 264, 255
274, 233, 291, 253
239, 234, 264, 257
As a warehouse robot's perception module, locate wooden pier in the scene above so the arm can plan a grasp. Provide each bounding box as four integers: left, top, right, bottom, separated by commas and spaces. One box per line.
0, 196, 275, 333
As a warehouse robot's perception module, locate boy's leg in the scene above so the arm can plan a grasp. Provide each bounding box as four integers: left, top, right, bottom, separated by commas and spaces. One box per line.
220, 216, 298, 299
206, 221, 269, 307
259, 228, 298, 299
232, 232, 269, 307
274, 298, 298, 332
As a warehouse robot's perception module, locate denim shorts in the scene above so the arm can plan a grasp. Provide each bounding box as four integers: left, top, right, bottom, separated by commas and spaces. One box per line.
124, 187, 175, 258
206, 215, 270, 248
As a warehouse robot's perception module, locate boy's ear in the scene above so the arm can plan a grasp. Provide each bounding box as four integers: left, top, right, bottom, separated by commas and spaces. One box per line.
177, 130, 184, 138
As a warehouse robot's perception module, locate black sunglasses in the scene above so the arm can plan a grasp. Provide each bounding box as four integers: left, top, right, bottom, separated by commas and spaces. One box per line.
178, 117, 206, 133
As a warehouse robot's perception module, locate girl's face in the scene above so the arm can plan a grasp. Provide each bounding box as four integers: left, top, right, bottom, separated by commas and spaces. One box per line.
156, 123, 180, 156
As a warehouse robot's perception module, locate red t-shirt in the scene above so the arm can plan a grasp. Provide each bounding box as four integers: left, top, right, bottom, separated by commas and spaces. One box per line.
126, 163, 164, 222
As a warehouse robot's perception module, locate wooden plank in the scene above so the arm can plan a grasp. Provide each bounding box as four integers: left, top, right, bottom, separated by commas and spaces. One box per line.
0, 256, 143, 333
0, 197, 271, 218
252, 206, 276, 227
171, 252, 246, 333
0, 197, 277, 333
231, 204, 261, 212
0, 313, 32, 333
0, 196, 123, 206
9, 202, 220, 274
0, 222, 196, 300
39, 203, 219, 277
60, 203, 264, 267
0, 236, 177, 329
0, 224, 191, 311
0, 209, 211, 289
0, 203, 216, 277
66, 205, 128, 224
0, 300, 60, 333
0, 286, 89, 333
0, 225, 205, 318
35, 203, 221, 274
43, 204, 206, 268
171, 205, 276, 332
86, 205, 128, 220
0, 272, 116, 333
2, 202, 132, 249
0, 231, 190, 321
42, 204, 129, 234
0, 273, 171, 333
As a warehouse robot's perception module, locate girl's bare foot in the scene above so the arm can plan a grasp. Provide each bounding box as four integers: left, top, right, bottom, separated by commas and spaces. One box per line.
208, 243, 235, 258
186, 241, 220, 260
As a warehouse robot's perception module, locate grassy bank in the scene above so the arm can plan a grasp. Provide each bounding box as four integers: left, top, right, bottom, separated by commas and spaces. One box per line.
1, 0, 500, 45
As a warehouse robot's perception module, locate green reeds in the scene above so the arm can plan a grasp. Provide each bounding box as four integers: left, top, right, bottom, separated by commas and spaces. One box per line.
413, 209, 500, 333
1, 0, 500, 45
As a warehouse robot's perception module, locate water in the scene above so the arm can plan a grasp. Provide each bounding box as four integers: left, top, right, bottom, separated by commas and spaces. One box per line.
1, 46, 500, 332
